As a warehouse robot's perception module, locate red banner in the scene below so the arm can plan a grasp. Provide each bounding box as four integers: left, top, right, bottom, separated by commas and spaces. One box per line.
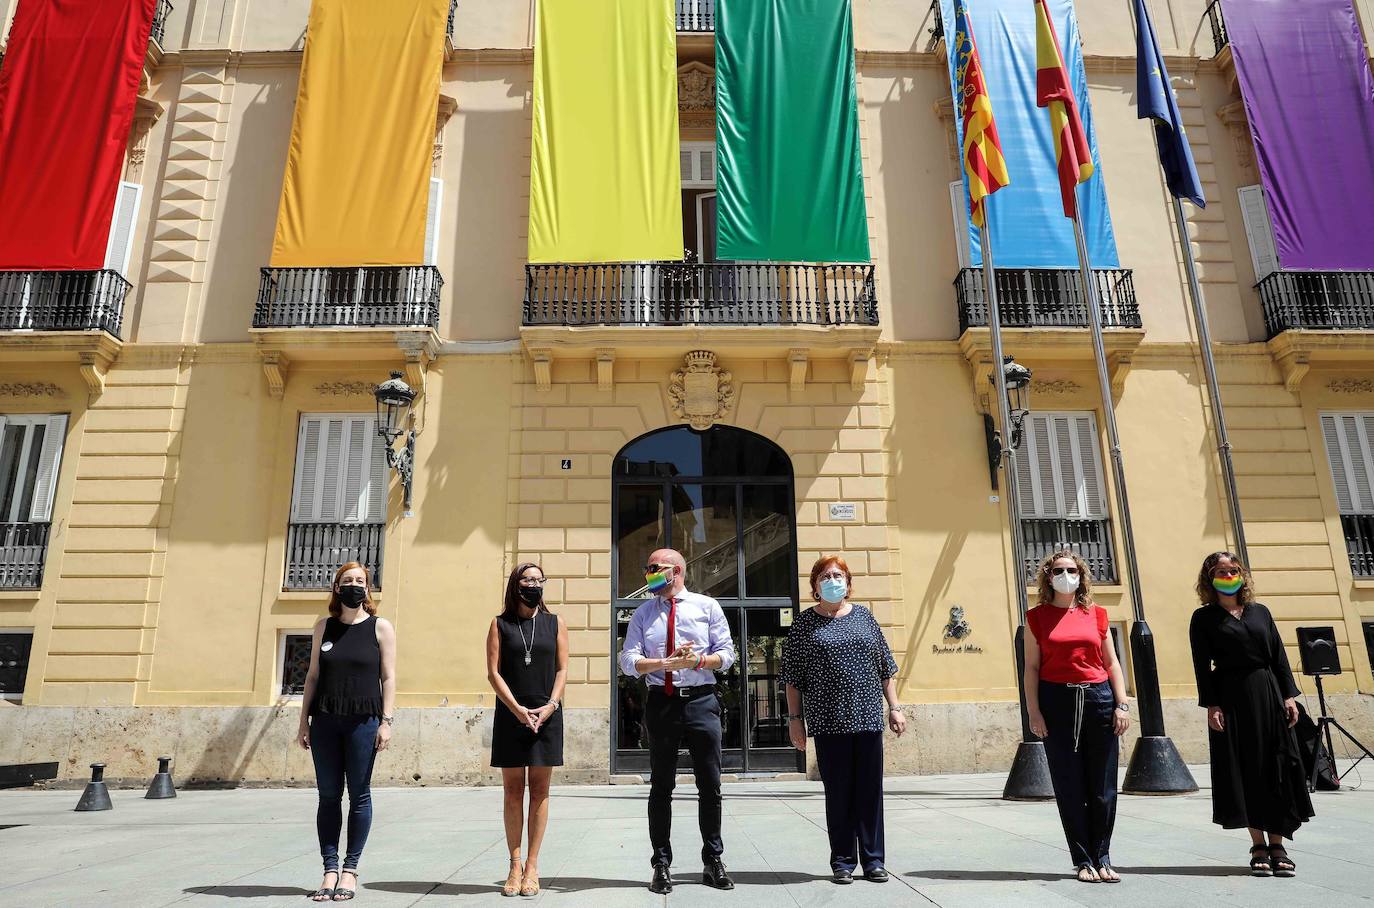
0, 0, 155, 269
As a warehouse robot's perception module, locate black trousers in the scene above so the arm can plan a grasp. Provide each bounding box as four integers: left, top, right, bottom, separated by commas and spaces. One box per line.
645, 687, 724, 868
1039, 680, 1119, 868
813, 732, 885, 873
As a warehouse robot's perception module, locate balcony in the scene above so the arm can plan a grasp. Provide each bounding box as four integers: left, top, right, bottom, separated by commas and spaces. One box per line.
0, 523, 51, 590
956, 267, 1142, 332
0, 270, 128, 336
151, 0, 173, 49
1204, 0, 1228, 57
524, 262, 876, 327
1021, 517, 1118, 584
676, 0, 715, 32
1341, 514, 1374, 579
1258, 271, 1374, 337
254, 266, 441, 329
284, 522, 384, 591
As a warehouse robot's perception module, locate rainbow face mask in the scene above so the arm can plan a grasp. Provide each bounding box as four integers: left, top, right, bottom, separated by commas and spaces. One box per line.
1212, 576, 1244, 596
645, 570, 671, 593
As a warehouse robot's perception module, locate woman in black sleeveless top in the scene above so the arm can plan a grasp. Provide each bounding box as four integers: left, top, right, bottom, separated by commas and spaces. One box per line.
486, 562, 568, 897
297, 562, 397, 902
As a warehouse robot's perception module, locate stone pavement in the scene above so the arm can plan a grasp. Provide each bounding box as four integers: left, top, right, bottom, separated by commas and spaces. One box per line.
2, 764, 1372, 907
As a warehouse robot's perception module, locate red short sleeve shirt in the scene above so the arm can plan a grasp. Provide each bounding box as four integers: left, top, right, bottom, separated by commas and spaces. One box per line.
1028, 603, 1109, 684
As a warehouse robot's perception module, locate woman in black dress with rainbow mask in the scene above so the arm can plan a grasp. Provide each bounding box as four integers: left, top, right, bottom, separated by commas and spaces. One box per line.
487, 562, 568, 897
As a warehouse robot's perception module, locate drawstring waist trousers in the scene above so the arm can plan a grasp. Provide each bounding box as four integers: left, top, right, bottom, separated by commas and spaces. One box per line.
1038, 679, 1118, 869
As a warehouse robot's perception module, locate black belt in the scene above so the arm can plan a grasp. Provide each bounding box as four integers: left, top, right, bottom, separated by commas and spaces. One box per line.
649, 684, 715, 699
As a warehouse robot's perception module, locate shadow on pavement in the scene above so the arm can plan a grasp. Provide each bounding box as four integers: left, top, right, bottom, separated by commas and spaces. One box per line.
1111, 865, 1246, 877
366, 882, 496, 896
906, 870, 1066, 882
182, 886, 309, 897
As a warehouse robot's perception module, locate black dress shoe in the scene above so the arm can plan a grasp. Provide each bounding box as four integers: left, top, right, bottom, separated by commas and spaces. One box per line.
649, 864, 673, 894
703, 858, 734, 890
863, 866, 889, 882
832, 868, 854, 884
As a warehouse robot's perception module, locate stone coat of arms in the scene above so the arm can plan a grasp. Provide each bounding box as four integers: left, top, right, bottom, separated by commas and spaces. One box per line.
669, 351, 734, 431
943, 606, 972, 641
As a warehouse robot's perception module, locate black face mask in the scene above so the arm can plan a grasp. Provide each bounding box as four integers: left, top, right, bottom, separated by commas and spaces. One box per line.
337, 584, 368, 608
518, 585, 543, 607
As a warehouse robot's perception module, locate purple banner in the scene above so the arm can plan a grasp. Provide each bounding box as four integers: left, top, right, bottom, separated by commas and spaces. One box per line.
1222, 0, 1374, 270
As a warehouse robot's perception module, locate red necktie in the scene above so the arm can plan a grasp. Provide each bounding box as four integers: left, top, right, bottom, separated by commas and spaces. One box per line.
664, 596, 677, 695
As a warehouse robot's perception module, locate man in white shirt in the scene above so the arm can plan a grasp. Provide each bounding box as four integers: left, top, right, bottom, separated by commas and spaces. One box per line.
618, 548, 737, 894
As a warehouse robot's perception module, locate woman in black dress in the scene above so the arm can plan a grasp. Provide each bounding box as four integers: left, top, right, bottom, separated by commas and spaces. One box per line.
1189, 551, 1313, 878
486, 562, 568, 897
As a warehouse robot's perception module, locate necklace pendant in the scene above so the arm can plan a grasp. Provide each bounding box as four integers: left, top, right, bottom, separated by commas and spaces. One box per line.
524, 653, 532, 666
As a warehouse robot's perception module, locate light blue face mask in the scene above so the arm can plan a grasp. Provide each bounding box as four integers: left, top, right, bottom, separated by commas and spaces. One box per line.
819, 577, 848, 604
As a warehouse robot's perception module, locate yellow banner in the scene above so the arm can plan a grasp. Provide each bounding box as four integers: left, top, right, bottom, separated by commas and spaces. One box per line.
270, 0, 447, 267
528, 0, 683, 263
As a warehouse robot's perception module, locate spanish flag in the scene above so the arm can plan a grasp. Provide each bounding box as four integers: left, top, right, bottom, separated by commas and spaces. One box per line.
1034, 0, 1092, 218
953, 0, 1010, 227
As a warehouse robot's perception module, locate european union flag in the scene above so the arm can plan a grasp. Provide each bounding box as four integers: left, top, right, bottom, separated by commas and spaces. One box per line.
1134, 0, 1205, 207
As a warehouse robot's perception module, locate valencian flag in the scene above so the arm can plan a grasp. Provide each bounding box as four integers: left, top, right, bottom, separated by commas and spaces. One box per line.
0, 0, 156, 268
1034, 0, 1092, 218
952, 0, 1010, 227
272, 0, 449, 267
1133, 0, 1204, 207
528, 0, 683, 263
715, 0, 870, 262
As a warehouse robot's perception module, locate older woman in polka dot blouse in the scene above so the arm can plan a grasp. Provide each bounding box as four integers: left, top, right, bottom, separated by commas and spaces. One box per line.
782, 555, 905, 885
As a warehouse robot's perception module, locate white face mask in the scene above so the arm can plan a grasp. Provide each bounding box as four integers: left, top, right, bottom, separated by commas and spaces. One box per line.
1051, 572, 1080, 595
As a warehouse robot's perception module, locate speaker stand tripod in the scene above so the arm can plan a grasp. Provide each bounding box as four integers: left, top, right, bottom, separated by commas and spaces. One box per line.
1309, 674, 1373, 792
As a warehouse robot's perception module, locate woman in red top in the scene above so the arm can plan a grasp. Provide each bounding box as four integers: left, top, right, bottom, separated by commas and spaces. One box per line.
1024, 550, 1131, 883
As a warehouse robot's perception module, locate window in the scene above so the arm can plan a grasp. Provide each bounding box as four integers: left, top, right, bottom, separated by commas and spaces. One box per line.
0, 414, 67, 590
1238, 184, 1278, 282
0, 630, 34, 700
104, 181, 143, 277
279, 632, 313, 697
1319, 413, 1374, 577
285, 414, 388, 590
1013, 412, 1118, 583
1363, 622, 1374, 682
1108, 621, 1133, 695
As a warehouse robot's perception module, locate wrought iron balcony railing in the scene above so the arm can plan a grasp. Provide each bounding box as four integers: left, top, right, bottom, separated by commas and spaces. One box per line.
956, 267, 1142, 332
1341, 514, 1374, 579
0, 270, 128, 336
151, 0, 173, 48
1204, 0, 1228, 58
1021, 517, 1118, 584
677, 0, 715, 32
447, 0, 457, 43
0, 523, 51, 590
524, 262, 878, 327
284, 522, 384, 591
1258, 270, 1374, 337
254, 266, 442, 329
930, 0, 944, 42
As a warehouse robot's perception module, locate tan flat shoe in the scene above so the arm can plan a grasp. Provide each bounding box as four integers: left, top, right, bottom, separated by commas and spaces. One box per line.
502, 859, 523, 897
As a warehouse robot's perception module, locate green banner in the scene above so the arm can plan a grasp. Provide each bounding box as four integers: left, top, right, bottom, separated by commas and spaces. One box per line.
716, 0, 870, 263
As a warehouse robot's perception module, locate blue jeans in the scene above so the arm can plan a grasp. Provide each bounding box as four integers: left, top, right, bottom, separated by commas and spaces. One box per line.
310, 713, 379, 872
1039, 680, 1118, 868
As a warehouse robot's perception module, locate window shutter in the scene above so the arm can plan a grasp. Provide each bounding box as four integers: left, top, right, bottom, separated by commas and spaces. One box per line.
366, 425, 388, 522
424, 177, 443, 267
103, 181, 143, 276
1017, 412, 1105, 519
292, 415, 386, 524
1321, 413, 1374, 513
680, 142, 716, 188
340, 416, 370, 522
290, 417, 324, 522
699, 146, 715, 186
1238, 184, 1279, 282
680, 149, 694, 183
27, 415, 67, 522
948, 181, 972, 270
1073, 414, 1107, 518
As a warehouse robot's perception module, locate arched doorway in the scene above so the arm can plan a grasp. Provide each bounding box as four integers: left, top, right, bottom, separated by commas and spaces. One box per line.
611, 425, 801, 774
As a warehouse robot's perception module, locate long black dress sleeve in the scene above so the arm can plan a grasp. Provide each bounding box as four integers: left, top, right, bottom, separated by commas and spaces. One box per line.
1263, 606, 1302, 700
1189, 606, 1219, 707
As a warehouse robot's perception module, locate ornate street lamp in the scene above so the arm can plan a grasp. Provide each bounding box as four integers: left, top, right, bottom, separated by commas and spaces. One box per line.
984, 355, 1033, 487
374, 371, 417, 516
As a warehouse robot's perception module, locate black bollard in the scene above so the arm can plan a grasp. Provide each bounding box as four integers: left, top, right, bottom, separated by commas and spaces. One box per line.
145, 756, 177, 799
75, 763, 113, 812
1002, 625, 1055, 800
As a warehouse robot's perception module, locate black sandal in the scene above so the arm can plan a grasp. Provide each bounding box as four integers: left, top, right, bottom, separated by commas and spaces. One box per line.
333, 869, 358, 901
1269, 846, 1296, 878
1096, 863, 1121, 883
1249, 845, 1273, 877
308, 870, 339, 901
1075, 864, 1100, 883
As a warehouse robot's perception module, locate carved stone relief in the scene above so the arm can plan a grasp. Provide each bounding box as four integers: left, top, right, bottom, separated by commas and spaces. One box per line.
668, 351, 734, 431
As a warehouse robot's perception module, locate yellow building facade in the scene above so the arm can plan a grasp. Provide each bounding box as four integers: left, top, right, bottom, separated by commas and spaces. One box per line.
1, 0, 1373, 785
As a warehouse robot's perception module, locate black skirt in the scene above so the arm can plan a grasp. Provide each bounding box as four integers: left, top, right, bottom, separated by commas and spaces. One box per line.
1208, 666, 1314, 837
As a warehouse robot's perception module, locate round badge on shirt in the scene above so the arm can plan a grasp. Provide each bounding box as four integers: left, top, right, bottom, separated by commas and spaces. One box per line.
321, 642, 333, 652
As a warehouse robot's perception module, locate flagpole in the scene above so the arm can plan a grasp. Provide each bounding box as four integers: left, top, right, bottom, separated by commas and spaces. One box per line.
1172, 197, 1250, 564
1070, 190, 1197, 794
981, 216, 1054, 801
